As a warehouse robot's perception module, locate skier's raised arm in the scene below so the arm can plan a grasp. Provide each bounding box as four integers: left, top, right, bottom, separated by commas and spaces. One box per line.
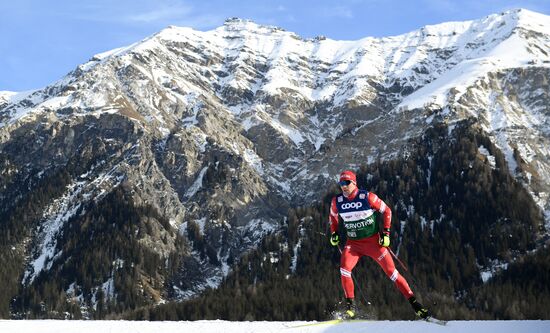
329, 197, 339, 233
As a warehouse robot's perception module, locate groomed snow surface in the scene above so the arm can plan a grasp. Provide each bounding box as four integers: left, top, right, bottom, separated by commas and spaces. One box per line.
0, 320, 549, 333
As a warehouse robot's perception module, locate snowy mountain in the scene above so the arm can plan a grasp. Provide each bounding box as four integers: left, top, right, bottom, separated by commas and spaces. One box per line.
1, 8, 549, 318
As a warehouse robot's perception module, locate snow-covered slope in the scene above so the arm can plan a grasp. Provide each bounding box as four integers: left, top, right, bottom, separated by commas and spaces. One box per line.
0, 319, 549, 333
397, 9, 550, 109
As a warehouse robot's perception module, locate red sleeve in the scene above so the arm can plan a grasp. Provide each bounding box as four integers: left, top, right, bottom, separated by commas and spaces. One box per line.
329, 197, 339, 233
368, 192, 392, 231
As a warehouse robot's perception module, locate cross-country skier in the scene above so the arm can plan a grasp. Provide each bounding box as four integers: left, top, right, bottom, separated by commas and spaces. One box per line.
329, 170, 430, 319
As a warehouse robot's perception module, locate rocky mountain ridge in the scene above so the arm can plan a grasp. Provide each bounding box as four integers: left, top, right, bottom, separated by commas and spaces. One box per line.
1, 8, 549, 316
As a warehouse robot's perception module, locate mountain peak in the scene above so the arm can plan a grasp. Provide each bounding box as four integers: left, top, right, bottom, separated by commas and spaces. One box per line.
508, 7, 550, 31
223, 17, 279, 29
504, 7, 547, 18
217, 17, 290, 36
471, 8, 550, 35
224, 17, 254, 25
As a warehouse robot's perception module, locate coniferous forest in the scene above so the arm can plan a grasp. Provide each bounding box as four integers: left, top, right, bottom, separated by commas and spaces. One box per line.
1, 120, 548, 320
128, 121, 548, 321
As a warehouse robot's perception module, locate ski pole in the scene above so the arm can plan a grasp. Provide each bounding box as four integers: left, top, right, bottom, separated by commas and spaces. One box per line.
389, 248, 436, 306
388, 248, 410, 272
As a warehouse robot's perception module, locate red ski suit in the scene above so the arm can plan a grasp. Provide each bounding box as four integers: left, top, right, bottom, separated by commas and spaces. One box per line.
329, 188, 414, 299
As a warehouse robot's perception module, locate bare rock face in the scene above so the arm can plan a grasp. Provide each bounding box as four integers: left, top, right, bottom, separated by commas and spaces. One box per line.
1, 9, 550, 313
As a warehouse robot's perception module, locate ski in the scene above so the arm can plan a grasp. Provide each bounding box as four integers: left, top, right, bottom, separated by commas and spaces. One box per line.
288, 318, 370, 328
289, 319, 343, 327
288, 317, 445, 329
424, 316, 448, 326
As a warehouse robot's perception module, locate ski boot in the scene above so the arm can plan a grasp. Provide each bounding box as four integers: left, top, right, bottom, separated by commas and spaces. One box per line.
343, 298, 357, 319
409, 296, 430, 319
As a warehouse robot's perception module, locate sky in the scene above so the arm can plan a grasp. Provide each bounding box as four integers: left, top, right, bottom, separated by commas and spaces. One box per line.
1, 0, 550, 92
0, 319, 549, 333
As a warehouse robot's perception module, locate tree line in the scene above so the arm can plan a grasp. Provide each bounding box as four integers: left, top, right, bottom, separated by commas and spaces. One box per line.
1, 120, 547, 320
128, 121, 547, 321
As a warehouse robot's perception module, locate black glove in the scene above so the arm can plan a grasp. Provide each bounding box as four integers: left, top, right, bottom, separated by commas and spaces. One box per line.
330, 232, 340, 246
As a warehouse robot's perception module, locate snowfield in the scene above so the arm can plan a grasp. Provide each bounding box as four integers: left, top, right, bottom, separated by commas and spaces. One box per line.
0, 320, 549, 333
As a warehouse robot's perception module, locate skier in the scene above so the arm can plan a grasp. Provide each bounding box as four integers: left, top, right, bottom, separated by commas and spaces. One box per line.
329, 170, 430, 319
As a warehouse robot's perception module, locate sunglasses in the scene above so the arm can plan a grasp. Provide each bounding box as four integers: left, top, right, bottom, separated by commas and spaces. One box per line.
338, 180, 352, 186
